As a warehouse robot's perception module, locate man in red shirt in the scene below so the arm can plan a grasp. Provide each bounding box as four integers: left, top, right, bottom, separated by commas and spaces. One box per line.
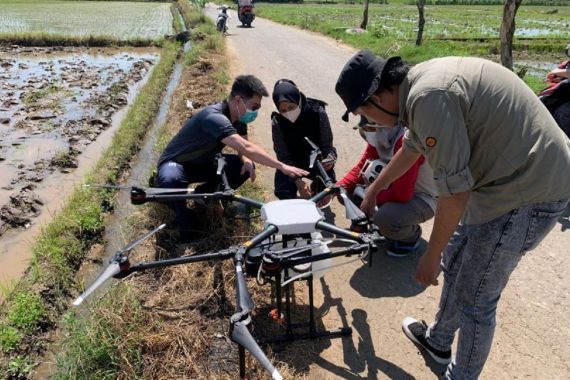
338, 117, 436, 257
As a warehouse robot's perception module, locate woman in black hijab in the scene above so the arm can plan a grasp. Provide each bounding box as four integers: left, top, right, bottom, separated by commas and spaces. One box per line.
271, 79, 337, 204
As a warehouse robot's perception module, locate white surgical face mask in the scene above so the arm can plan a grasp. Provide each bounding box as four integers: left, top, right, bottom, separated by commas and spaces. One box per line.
282, 106, 301, 123
362, 124, 403, 151
363, 131, 378, 147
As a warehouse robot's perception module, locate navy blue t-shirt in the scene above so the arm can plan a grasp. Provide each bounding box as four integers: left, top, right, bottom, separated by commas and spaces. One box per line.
158, 101, 247, 167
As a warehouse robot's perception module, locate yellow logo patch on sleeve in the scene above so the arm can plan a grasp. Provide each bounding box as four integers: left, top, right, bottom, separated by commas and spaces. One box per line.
425, 137, 437, 148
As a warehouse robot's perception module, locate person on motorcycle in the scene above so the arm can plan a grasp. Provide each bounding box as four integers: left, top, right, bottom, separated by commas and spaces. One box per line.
216, 5, 230, 33
271, 79, 337, 206
337, 116, 436, 257
156, 75, 308, 242
236, 0, 255, 27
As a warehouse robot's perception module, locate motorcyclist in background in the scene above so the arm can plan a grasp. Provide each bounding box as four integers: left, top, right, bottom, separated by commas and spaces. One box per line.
216, 5, 230, 33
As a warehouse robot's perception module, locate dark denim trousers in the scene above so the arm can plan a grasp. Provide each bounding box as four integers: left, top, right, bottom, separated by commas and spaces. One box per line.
156, 154, 250, 234
425, 199, 569, 379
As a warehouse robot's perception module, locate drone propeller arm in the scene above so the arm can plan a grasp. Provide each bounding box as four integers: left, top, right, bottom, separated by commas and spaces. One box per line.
121, 248, 236, 276
243, 224, 279, 249
132, 189, 264, 210
280, 242, 370, 268
316, 220, 363, 241
231, 194, 264, 209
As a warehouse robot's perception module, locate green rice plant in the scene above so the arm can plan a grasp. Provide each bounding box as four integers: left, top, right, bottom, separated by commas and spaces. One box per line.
256, 3, 570, 55
0, 1, 173, 40
0, 32, 161, 47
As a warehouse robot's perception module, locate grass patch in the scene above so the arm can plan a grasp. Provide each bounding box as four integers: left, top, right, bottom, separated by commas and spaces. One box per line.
0, 325, 21, 353
6, 292, 45, 333
54, 285, 149, 380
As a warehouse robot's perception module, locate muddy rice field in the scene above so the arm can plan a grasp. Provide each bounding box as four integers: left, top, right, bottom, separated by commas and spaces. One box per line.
0, 46, 158, 238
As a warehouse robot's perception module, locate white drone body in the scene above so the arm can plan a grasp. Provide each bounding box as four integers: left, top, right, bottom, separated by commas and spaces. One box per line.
259, 199, 332, 279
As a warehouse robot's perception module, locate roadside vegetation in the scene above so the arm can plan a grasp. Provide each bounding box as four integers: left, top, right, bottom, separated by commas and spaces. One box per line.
256, 0, 569, 91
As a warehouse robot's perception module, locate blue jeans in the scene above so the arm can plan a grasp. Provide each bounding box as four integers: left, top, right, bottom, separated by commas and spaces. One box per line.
425, 200, 569, 379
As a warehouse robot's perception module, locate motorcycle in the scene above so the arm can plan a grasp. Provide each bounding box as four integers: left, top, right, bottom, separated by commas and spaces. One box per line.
238, 4, 255, 28
538, 44, 570, 137
216, 7, 230, 34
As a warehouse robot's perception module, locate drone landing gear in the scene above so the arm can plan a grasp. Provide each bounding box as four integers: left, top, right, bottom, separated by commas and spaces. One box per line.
261, 269, 352, 345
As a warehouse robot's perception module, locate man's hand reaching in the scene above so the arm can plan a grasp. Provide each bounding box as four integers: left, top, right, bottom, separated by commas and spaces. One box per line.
280, 164, 309, 178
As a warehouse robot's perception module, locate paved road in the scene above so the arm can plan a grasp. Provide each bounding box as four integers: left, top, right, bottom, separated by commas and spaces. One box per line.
206, 5, 570, 379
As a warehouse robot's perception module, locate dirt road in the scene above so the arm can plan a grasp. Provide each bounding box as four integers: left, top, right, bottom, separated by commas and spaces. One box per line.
206, 6, 570, 379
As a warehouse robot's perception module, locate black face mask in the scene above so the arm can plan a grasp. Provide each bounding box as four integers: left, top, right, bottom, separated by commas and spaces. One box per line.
368, 98, 399, 117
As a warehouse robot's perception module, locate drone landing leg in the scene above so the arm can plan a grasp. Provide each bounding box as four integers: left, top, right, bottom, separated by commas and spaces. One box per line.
239, 345, 246, 379
262, 274, 352, 344
284, 268, 293, 337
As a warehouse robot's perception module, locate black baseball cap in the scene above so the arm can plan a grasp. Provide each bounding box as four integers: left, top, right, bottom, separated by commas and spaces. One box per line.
335, 50, 400, 122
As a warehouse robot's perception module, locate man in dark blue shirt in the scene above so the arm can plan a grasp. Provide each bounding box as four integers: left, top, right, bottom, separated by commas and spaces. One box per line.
157, 75, 308, 241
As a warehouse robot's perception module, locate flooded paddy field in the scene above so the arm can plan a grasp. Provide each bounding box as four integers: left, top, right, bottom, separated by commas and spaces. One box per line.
0, 1, 173, 40
0, 46, 159, 279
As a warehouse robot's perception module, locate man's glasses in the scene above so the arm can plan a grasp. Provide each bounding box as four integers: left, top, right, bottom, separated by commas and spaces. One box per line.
241, 97, 261, 111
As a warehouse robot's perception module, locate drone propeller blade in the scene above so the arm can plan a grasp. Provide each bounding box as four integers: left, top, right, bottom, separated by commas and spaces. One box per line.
231, 322, 283, 380
308, 151, 319, 169
216, 155, 227, 175
338, 191, 367, 221
304, 136, 319, 150
73, 262, 120, 306
73, 224, 165, 306
236, 263, 255, 312
83, 184, 130, 190
143, 187, 196, 196
119, 223, 166, 254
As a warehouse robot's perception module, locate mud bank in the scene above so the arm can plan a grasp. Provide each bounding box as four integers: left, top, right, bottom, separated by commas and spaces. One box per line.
0, 46, 159, 286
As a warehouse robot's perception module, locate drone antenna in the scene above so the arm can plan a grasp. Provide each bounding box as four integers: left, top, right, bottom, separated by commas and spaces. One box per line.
305, 137, 321, 169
